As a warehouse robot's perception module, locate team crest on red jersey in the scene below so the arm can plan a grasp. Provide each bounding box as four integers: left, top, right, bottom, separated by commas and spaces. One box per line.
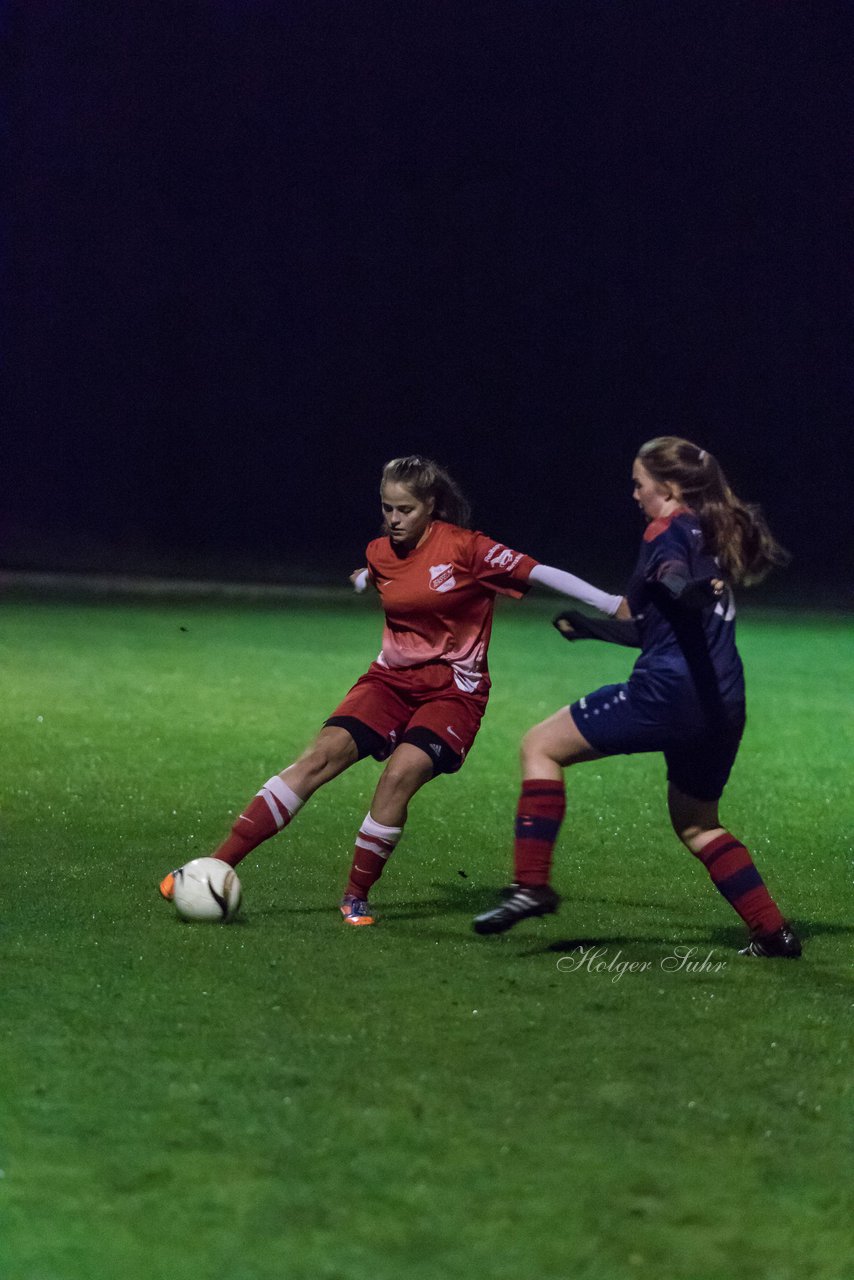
484, 544, 522, 572
429, 563, 457, 593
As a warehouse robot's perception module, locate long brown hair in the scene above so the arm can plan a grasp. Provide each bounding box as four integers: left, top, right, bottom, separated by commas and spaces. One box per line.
637, 436, 790, 585
381, 456, 472, 528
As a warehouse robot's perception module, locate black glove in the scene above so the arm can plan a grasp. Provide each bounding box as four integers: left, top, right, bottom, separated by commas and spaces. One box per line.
553, 610, 641, 648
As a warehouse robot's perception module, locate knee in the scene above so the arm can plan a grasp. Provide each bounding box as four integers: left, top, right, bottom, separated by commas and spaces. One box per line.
520, 727, 537, 765
380, 755, 431, 797
520, 725, 550, 769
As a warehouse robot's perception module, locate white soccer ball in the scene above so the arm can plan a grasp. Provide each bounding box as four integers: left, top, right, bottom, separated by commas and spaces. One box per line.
173, 858, 242, 923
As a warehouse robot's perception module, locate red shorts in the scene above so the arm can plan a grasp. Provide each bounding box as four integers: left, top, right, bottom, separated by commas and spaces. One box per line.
325, 661, 488, 774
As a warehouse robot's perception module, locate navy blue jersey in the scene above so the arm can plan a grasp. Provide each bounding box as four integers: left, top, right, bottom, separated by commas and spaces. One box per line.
626, 509, 745, 712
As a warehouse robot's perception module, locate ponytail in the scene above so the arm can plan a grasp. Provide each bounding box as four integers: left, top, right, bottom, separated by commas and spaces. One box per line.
638, 437, 790, 585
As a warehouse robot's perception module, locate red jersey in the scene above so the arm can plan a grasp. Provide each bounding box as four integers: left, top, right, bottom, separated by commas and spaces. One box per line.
365, 521, 538, 693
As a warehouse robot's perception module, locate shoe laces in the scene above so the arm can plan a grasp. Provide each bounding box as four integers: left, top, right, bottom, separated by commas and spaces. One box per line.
341, 896, 371, 918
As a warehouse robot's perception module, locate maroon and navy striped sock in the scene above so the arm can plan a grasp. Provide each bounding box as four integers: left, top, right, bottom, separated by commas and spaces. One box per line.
694, 831, 784, 935
513, 779, 566, 887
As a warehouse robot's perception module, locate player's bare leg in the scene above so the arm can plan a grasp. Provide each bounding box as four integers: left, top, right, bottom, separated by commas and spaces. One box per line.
474, 710, 602, 934
370, 743, 436, 826
667, 783, 800, 958
159, 727, 360, 899
340, 743, 436, 925
520, 707, 604, 778
666, 784, 724, 855
210, 725, 360, 866
281, 726, 361, 800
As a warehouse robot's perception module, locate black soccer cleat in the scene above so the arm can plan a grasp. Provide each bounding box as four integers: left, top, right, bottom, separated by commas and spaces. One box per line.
473, 884, 560, 935
738, 922, 802, 959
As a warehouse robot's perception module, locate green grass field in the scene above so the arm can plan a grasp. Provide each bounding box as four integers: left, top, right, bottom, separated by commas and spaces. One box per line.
2, 591, 852, 1280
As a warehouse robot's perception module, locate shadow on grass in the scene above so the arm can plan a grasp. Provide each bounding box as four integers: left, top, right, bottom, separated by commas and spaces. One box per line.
255, 881, 501, 920
498, 930, 725, 957
518, 917, 853, 960
252, 882, 725, 927
239, 884, 853, 957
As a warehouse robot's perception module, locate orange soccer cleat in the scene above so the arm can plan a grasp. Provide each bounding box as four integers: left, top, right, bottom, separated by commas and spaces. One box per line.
339, 895, 376, 926
158, 870, 177, 901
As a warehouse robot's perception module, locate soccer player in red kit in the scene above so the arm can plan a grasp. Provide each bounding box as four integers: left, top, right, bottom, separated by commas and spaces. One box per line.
159, 455, 624, 925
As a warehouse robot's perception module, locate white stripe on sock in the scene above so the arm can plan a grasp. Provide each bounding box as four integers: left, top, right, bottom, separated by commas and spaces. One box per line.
355, 837, 392, 859
360, 812, 402, 843
264, 775, 304, 817
258, 788, 285, 830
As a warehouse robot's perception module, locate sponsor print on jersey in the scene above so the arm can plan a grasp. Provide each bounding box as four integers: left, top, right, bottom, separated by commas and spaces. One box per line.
483, 544, 522, 572
429, 563, 457, 593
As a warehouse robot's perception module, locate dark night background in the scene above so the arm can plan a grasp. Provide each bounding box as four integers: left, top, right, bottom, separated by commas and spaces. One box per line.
4, 2, 852, 598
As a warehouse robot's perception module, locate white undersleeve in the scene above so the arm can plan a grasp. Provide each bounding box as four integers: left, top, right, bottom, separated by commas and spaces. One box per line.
528, 563, 622, 616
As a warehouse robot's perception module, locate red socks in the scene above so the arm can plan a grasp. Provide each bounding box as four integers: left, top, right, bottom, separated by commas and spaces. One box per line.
513, 779, 566, 887
345, 814, 403, 899
213, 775, 304, 868
513, 782, 784, 939
694, 832, 784, 935
211, 775, 782, 944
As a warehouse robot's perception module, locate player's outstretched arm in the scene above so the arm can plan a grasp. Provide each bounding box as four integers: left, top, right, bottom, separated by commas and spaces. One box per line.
553, 609, 641, 647
528, 563, 623, 616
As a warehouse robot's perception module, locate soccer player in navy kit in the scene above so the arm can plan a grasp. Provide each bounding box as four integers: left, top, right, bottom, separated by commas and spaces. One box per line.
474, 436, 801, 958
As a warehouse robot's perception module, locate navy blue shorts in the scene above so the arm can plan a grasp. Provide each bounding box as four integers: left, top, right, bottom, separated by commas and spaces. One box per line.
570, 679, 745, 802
